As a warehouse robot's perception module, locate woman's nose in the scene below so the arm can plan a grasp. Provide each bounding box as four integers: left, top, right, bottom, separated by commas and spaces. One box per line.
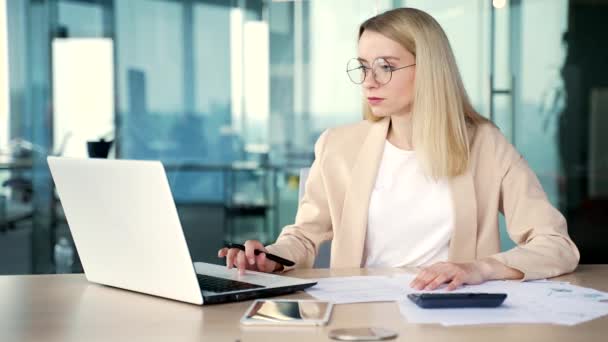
362, 70, 379, 89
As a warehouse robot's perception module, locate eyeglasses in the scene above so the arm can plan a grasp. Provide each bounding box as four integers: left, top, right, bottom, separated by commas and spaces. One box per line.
346, 57, 416, 85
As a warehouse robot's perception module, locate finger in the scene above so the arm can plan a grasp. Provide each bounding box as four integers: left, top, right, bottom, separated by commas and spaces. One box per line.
261, 253, 279, 273
217, 248, 228, 258
409, 269, 425, 288
236, 251, 247, 275
244, 240, 263, 265
246, 240, 266, 264
412, 276, 433, 291
410, 278, 422, 290
255, 252, 266, 271
409, 270, 426, 290
411, 271, 434, 290
416, 269, 439, 290
447, 276, 464, 291
226, 248, 240, 269
425, 273, 450, 291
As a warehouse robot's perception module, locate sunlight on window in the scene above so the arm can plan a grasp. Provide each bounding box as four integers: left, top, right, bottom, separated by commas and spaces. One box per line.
243, 21, 269, 143
230, 8, 243, 134
52, 38, 114, 157
0, 0, 9, 151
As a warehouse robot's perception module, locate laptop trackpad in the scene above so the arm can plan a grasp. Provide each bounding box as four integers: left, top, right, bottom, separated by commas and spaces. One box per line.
193, 262, 299, 287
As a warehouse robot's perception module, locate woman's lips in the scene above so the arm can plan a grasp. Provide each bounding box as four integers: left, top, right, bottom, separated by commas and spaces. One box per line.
367, 97, 384, 105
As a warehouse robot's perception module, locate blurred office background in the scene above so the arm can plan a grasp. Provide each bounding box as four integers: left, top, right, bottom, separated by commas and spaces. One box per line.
0, 0, 606, 274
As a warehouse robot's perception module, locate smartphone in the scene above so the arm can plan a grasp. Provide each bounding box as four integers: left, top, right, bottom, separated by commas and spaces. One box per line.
240, 299, 333, 326
407, 292, 507, 308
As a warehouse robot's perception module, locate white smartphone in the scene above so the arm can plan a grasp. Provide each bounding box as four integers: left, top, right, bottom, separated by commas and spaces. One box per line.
240, 299, 333, 326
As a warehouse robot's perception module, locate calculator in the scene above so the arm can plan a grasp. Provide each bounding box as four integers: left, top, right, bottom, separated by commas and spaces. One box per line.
407, 293, 507, 308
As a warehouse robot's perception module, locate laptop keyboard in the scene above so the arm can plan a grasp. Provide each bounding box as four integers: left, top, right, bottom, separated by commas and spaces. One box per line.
196, 274, 264, 293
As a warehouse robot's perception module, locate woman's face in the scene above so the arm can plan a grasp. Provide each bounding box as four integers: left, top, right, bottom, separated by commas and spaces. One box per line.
357, 30, 416, 117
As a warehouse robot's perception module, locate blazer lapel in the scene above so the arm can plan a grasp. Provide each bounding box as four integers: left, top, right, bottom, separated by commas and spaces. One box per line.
448, 124, 479, 262
447, 168, 478, 262
335, 117, 390, 268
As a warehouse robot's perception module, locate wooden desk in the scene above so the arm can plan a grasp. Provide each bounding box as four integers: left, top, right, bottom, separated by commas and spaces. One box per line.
0, 265, 606, 342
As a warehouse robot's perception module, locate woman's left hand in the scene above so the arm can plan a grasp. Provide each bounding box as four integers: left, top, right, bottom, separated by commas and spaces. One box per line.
409, 260, 491, 291
409, 259, 524, 291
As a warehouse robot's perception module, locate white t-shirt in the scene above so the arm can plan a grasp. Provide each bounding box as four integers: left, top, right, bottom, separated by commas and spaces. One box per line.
363, 140, 454, 268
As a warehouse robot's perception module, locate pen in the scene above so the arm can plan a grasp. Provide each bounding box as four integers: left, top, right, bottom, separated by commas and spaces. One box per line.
224, 243, 295, 267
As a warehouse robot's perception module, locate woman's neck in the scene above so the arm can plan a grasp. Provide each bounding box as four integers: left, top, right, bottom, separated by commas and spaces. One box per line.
387, 114, 413, 150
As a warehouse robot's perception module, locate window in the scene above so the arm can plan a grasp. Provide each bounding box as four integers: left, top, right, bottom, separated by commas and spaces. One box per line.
0, 0, 9, 152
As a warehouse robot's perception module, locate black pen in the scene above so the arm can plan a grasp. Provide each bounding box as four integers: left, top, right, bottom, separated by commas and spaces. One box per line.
224, 243, 295, 267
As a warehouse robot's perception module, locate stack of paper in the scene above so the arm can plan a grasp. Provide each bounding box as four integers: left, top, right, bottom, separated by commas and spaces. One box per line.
305, 273, 608, 325
397, 276, 608, 326
305, 276, 406, 304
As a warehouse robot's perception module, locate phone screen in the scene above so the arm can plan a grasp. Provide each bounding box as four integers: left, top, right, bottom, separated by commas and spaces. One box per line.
243, 300, 332, 324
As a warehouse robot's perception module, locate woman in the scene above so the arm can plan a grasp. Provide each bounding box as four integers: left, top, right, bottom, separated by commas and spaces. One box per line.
218, 8, 579, 291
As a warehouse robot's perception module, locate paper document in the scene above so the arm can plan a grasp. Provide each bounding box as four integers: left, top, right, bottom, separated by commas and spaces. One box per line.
305, 275, 414, 304
396, 276, 608, 326
305, 273, 608, 325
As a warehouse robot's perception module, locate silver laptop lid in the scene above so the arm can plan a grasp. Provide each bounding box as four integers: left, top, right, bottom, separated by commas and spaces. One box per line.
47, 157, 203, 305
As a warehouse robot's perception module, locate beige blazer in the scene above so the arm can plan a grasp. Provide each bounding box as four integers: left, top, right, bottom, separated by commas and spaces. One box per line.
265, 117, 579, 280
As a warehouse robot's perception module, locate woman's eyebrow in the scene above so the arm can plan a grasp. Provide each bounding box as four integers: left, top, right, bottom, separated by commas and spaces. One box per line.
357, 56, 401, 62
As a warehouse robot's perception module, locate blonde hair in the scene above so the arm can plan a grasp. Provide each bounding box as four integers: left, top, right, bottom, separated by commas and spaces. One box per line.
359, 8, 490, 178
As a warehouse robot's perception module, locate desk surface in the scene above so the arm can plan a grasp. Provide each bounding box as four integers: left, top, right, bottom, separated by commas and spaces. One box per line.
0, 265, 606, 342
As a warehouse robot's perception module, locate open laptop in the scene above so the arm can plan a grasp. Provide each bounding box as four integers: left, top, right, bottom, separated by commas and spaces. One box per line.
47, 156, 316, 305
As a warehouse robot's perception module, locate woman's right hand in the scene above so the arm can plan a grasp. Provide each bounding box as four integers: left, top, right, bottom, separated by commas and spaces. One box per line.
217, 240, 281, 275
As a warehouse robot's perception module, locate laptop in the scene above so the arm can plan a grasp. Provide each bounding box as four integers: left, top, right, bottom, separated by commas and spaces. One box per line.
47, 156, 316, 305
